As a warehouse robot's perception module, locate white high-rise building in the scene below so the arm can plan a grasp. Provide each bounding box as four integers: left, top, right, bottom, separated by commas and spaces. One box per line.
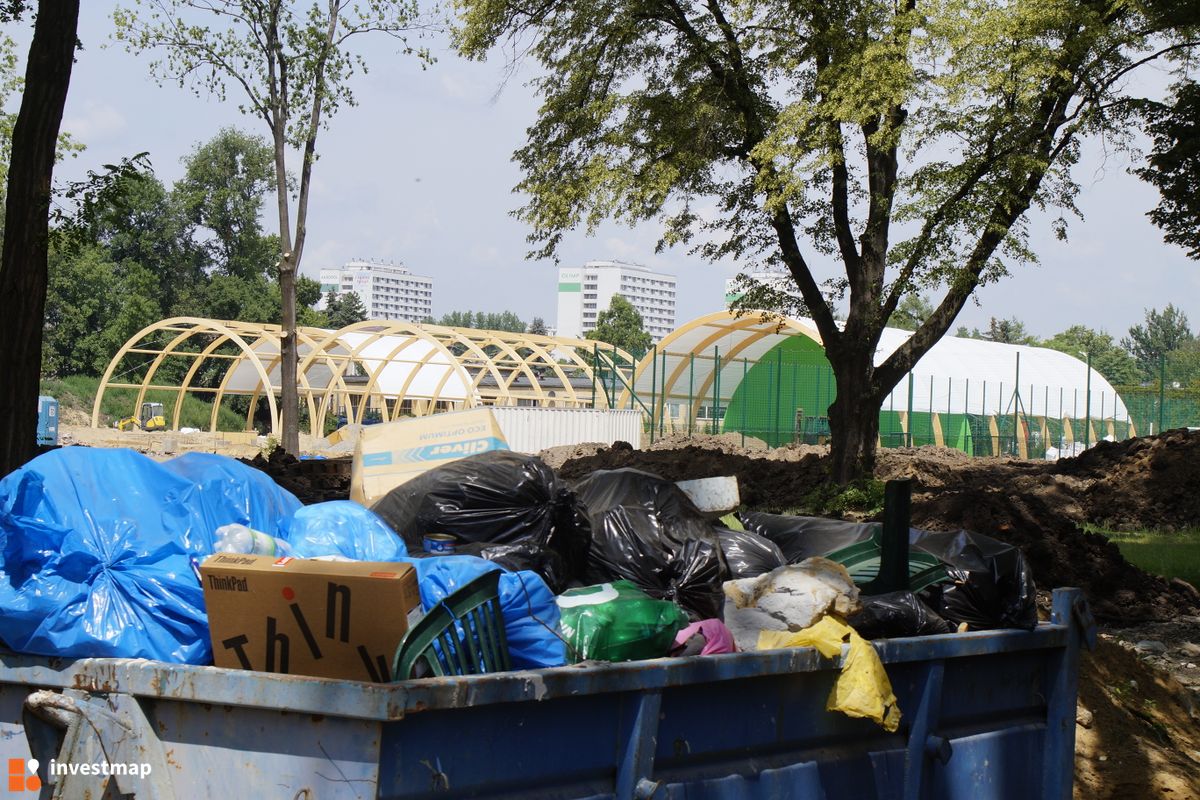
556, 260, 677, 342
724, 271, 801, 308
318, 260, 433, 323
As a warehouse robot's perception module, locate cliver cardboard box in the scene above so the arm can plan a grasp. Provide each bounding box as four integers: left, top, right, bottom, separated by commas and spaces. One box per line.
350, 407, 509, 506
201, 554, 421, 682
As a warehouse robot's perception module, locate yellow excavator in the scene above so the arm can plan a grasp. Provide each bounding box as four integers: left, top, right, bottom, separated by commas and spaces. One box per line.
115, 402, 168, 432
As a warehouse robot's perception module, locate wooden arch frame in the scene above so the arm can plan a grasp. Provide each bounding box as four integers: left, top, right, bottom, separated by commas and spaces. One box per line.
618, 310, 823, 418
93, 317, 633, 437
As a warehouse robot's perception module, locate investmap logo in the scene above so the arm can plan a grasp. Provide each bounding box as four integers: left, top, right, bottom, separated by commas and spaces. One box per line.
7, 759, 39, 793
6, 757, 152, 793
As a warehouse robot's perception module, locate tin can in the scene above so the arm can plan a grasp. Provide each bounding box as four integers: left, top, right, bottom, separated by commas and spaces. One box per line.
423, 533, 457, 555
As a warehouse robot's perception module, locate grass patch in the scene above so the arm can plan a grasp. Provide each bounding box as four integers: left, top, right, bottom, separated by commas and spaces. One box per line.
1094, 527, 1200, 588
40, 374, 247, 432
794, 478, 887, 518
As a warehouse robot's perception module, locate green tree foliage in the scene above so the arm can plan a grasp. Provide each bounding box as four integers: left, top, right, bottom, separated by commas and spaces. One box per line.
456, 0, 1198, 481
324, 290, 367, 328
585, 295, 651, 355
1042, 325, 1139, 386
984, 317, 1039, 346
42, 245, 160, 377
890, 294, 934, 332
528, 316, 548, 335
1166, 339, 1200, 388
43, 135, 324, 374
437, 310, 527, 332
1135, 81, 1200, 260
174, 127, 277, 280
1122, 304, 1194, 380
954, 317, 1038, 345
115, 0, 435, 453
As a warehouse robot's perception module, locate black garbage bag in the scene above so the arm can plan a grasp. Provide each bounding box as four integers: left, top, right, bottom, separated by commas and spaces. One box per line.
737, 511, 877, 563
573, 469, 729, 620
718, 528, 787, 579
911, 529, 1037, 631
371, 451, 590, 583
848, 591, 955, 639
452, 541, 571, 595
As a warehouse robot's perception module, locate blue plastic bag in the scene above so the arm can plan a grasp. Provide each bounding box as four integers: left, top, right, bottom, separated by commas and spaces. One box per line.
0, 448, 301, 663
401, 555, 567, 669
286, 501, 408, 561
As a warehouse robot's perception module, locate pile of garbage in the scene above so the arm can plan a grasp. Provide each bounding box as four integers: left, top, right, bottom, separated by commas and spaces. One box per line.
0, 446, 1038, 730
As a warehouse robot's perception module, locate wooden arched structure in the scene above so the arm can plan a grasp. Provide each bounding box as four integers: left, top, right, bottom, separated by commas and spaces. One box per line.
93, 317, 628, 436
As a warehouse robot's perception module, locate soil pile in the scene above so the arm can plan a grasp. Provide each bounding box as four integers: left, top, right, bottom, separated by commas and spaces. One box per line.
555, 433, 1200, 623
241, 448, 351, 504
1058, 429, 1200, 531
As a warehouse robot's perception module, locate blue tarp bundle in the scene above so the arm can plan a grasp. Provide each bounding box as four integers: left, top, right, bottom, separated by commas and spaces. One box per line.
0, 448, 301, 663
285, 502, 565, 668
0, 449, 565, 670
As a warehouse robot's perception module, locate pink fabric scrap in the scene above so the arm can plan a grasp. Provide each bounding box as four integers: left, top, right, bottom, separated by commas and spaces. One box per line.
674, 619, 737, 655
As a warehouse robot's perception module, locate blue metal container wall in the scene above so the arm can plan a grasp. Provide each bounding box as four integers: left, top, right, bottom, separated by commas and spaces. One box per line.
0, 589, 1091, 799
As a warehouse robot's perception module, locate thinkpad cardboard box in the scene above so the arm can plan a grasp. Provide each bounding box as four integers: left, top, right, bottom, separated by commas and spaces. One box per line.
350, 407, 508, 506
201, 554, 421, 682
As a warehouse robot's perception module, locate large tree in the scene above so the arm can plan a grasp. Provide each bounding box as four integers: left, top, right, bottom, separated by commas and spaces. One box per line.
1122, 304, 1194, 380
116, 0, 432, 453
457, 0, 1197, 481
1042, 325, 1139, 386
0, 0, 81, 476
586, 295, 652, 355
174, 127, 278, 281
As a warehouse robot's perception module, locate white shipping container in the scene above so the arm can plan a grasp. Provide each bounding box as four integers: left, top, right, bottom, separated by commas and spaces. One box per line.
489, 407, 643, 454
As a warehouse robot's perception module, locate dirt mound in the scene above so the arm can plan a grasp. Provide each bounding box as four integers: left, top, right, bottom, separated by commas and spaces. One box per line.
555, 441, 829, 509
556, 436, 1200, 623
1075, 639, 1200, 799
1056, 429, 1200, 531
240, 448, 351, 504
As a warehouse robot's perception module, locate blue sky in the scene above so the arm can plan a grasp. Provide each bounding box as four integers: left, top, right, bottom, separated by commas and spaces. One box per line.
24, 4, 1200, 339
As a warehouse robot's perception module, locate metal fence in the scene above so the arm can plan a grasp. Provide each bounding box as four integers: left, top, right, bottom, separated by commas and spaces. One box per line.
590, 347, 1200, 459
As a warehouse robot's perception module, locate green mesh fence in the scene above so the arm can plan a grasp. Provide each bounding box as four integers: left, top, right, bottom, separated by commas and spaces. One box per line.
611, 338, 1200, 457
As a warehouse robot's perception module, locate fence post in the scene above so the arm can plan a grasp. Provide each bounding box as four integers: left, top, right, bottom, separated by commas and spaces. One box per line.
1013, 353, 1021, 457
688, 353, 695, 437
609, 344, 618, 410
712, 346, 721, 435
591, 342, 598, 408
1159, 353, 1166, 434
929, 375, 934, 447
649, 344, 657, 445
906, 373, 914, 447
773, 348, 783, 446
659, 349, 667, 438
742, 358, 749, 447
1084, 351, 1092, 449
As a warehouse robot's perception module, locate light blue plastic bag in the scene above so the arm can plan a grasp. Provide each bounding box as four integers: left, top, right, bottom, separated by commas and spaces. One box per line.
286, 501, 408, 561
0, 448, 301, 663
400, 555, 567, 669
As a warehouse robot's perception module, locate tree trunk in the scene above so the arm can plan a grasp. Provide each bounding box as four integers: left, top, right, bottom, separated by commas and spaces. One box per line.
0, 0, 81, 477
279, 255, 299, 453
826, 363, 883, 484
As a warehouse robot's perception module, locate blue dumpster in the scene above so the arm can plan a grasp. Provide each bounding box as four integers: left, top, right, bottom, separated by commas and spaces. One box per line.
0, 588, 1094, 799
36, 396, 58, 447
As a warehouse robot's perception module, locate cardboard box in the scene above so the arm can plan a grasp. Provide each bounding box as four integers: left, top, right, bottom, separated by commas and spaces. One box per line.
350, 408, 509, 506
201, 554, 421, 682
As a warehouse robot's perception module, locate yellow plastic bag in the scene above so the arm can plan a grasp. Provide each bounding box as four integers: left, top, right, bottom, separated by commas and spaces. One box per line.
758, 616, 901, 732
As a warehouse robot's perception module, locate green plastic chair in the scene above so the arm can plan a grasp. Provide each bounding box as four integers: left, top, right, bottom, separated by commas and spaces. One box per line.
825, 528, 950, 594
823, 480, 951, 595
391, 570, 511, 680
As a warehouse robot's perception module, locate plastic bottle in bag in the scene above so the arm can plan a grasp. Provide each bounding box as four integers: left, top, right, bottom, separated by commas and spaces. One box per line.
214, 524, 292, 557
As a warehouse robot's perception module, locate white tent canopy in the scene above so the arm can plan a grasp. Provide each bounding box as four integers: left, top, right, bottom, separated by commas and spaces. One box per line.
624, 310, 1128, 421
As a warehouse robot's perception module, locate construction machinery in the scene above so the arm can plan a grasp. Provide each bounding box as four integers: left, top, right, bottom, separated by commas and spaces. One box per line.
115, 401, 168, 432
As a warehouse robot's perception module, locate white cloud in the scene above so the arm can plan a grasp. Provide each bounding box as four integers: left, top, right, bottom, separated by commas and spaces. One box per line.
62, 101, 126, 142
